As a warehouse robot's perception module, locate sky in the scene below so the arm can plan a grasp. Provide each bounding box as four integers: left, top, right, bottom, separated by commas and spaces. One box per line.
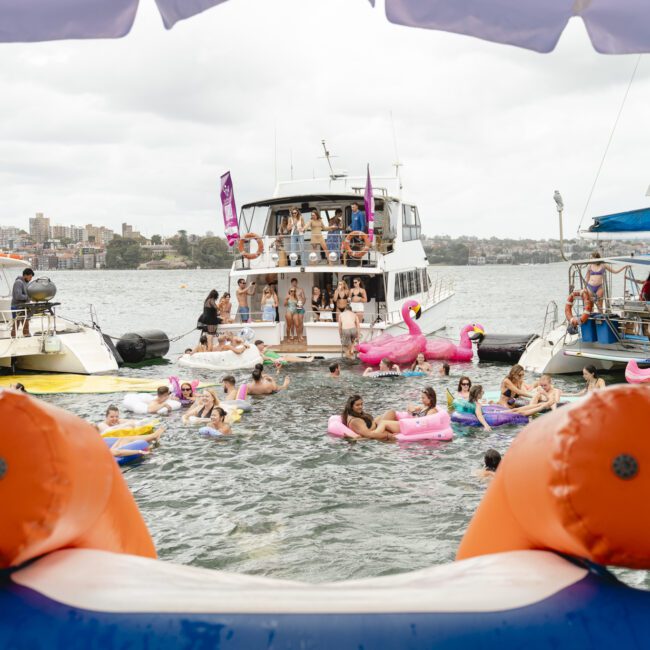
1, 0, 650, 240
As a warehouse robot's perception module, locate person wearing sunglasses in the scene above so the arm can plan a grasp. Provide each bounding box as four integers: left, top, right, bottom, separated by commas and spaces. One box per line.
179, 383, 196, 406
457, 376, 472, 400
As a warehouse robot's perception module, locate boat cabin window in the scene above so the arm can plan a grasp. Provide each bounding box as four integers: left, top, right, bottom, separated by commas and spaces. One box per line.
394, 269, 427, 300
239, 205, 271, 235
402, 205, 421, 242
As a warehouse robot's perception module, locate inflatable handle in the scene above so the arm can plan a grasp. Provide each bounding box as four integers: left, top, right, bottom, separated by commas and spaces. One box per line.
457, 385, 650, 569
168, 375, 182, 399
0, 391, 156, 569
237, 384, 248, 401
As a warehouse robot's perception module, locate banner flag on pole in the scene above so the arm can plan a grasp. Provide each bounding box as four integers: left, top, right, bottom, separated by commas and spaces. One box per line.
220, 171, 239, 247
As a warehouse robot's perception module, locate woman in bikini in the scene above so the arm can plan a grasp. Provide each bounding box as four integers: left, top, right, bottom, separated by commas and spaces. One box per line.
217, 292, 233, 324
333, 280, 350, 322
306, 208, 331, 264
576, 365, 606, 395
342, 394, 400, 440
284, 287, 299, 340
409, 352, 432, 374
498, 364, 534, 408
585, 250, 626, 311
350, 277, 367, 323
406, 386, 438, 417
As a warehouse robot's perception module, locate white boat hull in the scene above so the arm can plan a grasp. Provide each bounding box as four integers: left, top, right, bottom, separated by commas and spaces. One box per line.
0, 327, 119, 374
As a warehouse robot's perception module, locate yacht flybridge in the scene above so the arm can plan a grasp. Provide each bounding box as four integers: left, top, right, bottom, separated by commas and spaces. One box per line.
0, 257, 119, 374
221, 174, 454, 353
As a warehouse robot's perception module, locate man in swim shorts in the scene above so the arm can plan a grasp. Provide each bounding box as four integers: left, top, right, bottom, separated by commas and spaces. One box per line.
236, 278, 256, 323
255, 339, 314, 365
512, 374, 561, 417
338, 305, 360, 359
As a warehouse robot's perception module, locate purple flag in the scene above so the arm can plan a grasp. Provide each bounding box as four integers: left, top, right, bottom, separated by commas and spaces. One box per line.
364, 164, 375, 243
220, 171, 239, 247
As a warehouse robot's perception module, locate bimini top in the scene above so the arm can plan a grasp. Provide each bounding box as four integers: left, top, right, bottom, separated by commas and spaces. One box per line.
0, 255, 30, 270
582, 207, 650, 240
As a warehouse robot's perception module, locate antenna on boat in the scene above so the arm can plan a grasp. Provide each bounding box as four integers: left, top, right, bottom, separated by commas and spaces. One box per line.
389, 111, 403, 192
320, 140, 347, 180
554, 190, 569, 262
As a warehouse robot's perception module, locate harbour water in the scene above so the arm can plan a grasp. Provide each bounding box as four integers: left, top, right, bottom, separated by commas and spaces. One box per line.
30, 264, 644, 585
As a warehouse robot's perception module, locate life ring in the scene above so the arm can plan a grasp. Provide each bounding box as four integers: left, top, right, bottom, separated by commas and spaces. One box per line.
564, 290, 593, 327
341, 231, 370, 259
237, 233, 264, 260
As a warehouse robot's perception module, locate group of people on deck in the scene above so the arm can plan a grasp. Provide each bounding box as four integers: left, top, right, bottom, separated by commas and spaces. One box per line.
275, 202, 368, 267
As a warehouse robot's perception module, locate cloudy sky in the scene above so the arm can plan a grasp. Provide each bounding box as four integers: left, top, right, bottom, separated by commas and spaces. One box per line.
1, 0, 649, 240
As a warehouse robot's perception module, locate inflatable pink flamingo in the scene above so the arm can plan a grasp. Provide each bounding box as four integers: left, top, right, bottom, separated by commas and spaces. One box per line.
423, 323, 485, 363
625, 359, 650, 384
357, 300, 426, 365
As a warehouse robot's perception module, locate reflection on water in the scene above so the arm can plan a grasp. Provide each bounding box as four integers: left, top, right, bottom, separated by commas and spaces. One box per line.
34, 265, 645, 586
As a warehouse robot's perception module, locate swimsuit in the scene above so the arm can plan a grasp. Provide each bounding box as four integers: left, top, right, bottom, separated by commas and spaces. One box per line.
587, 266, 605, 296
286, 299, 298, 315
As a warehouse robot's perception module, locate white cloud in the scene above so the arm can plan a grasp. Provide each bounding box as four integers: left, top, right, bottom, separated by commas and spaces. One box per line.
0, 0, 649, 239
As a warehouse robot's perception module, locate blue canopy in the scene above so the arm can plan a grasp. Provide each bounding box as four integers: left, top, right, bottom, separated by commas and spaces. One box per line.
589, 207, 650, 233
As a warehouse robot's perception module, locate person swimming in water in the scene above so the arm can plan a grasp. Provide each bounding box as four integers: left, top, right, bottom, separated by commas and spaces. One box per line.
98, 404, 137, 433
575, 365, 606, 395
247, 368, 290, 395
363, 358, 401, 377
206, 407, 232, 436
221, 375, 238, 400
475, 448, 502, 480
457, 376, 472, 400
182, 388, 221, 423
342, 394, 400, 440
104, 424, 166, 458
409, 353, 432, 374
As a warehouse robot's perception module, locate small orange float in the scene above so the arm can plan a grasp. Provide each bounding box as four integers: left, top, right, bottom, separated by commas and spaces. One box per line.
0, 391, 155, 569
457, 384, 650, 568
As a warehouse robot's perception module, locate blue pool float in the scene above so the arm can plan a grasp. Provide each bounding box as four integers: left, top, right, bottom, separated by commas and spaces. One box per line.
103, 437, 149, 466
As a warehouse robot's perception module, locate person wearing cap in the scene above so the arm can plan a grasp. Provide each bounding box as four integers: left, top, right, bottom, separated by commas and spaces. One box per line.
11, 267, 34, 338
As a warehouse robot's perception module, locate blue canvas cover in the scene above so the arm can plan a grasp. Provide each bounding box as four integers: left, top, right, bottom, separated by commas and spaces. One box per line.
590, 207, 650, 233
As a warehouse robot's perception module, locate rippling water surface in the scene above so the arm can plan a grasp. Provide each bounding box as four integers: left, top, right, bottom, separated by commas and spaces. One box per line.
34, 264, 645, 585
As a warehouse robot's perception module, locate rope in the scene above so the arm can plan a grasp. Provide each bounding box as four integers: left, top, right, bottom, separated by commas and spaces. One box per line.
578, 54, 643, 233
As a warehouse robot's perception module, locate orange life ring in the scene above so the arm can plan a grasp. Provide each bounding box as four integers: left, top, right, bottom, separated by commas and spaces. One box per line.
564, 289, 593, 327
341, 231, 370, 259
237, 233, 264, 260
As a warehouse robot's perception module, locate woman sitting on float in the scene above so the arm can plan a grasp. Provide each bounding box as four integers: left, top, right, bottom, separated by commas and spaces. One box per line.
498, 364, 534, 408
343, 394, 400, 440
405, 386, 438, 417
455, 385, 492, 432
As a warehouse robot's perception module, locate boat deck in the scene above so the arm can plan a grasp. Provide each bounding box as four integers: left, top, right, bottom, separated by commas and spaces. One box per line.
270, 338, 342, 354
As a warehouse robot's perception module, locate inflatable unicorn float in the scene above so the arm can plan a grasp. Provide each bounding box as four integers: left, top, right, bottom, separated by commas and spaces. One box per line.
357, 299, 484, 365
2, 386, 650, 648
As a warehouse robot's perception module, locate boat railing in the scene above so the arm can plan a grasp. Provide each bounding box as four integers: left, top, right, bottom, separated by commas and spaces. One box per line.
0, 308, 58, 341
232, 234, 390, 270
540, 301, 559, 339
381, 275, 455, 327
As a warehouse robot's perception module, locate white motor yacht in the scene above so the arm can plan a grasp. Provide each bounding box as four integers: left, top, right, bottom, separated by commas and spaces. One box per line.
519, 202, 650, 374
219, 173, 454, 354
0, 257, 119, 374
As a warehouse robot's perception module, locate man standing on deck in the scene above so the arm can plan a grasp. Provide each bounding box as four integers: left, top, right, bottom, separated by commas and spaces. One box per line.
11, 267, 34, 338
236, 278, 256, 323
338, 304, 360, 359
349, 202, 366, 233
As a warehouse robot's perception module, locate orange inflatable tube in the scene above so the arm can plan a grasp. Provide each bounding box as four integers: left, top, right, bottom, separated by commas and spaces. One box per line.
0, 391, 155, 569
458, 384, 650, 569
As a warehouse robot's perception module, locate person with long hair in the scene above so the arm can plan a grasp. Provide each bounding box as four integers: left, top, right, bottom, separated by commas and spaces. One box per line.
406, 387, 438, 417
325, 208, 344, 260
284, 286, 299, 341
409, 352, 432, 373
457, 376, 472, 400
342, 394, 400, 440
191, 333, 211, 354
350, 277, 367, 323
468, 385, 492, 431
201, 289, 220, 348
306, 208, 331, 264
576, 365, 606, 395
217, 292, 233, 324
288, 208, 306, 266
182, 388, 221, 423
261, 285, 279, 322
498, 364, 534, 408
585, 250, 627, 311
333, 280, 350, 322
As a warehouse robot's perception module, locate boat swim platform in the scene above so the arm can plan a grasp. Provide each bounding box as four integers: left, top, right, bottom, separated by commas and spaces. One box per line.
270, 339, 342, 355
